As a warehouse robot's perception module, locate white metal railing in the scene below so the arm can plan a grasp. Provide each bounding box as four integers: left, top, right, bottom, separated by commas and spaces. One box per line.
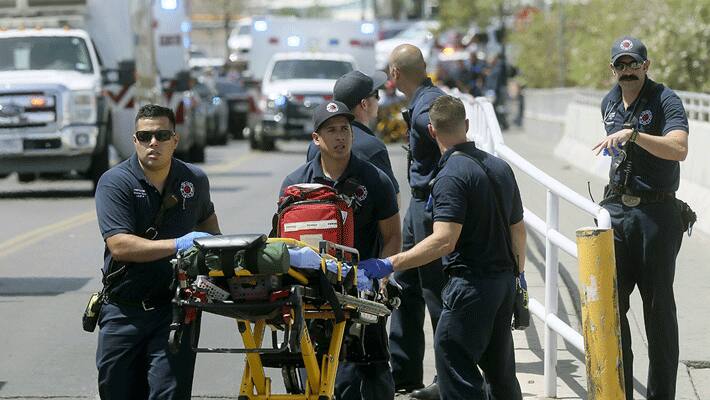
450, 90, 611, 398
546, 87, 710, 122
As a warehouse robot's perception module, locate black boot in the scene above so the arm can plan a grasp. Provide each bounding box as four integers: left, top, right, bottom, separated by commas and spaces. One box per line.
410, 382, 440, 400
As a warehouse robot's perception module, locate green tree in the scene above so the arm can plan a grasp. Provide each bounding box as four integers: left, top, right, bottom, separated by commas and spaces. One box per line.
509, 0, 710, 92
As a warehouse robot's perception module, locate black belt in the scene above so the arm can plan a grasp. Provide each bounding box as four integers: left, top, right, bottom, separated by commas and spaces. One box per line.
445, 267, 511, 278
411, 187, 430, 200
106, 293, 172, 311
606, 185, 675, 204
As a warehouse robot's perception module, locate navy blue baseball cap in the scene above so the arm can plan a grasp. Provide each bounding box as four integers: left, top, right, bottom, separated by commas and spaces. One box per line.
333, 70, 388, 110
611, 36, 647, 64
313, 100, 354, 132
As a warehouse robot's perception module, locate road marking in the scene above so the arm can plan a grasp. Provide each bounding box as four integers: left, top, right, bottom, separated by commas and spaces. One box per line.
0, 210, 97, 259
202, 152, 256, 174
0, 153, 255, 259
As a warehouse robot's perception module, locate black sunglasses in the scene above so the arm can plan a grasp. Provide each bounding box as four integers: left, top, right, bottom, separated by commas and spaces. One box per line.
370, 91, 380, 100
135, 129, 174, 143
613, 60, 644, 72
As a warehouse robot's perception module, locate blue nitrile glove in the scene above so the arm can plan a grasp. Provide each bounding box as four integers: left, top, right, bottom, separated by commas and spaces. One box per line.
175, 232, 212, 253
356, 269, 373, 292
518, 272, 527, 291
359, 258, 393, 279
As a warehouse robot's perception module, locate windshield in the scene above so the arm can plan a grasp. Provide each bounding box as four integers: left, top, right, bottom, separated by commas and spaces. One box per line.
0, 36, 94, 73
270, 60, 353, 81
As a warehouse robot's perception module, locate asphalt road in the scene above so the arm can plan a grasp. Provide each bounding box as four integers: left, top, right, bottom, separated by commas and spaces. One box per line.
1, 123, 707, 399
0, 139, 411, 399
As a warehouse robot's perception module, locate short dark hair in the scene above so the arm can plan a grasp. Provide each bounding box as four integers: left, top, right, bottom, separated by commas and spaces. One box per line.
429, 95, 466, 134
135, 104, 176, 129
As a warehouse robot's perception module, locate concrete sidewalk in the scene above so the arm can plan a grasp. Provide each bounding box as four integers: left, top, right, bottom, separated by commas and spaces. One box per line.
396, 119, 708, 400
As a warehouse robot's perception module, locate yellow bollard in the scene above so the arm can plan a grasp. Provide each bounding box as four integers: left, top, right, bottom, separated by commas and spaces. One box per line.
576, 227, 625, 400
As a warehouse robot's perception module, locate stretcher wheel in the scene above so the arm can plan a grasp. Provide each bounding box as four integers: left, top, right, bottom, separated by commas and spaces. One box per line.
168, 329, 182, 354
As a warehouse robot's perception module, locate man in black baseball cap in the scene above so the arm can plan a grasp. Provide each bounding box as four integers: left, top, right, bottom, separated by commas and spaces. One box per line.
307, 70, 400, 197
284, 98, 402, 400
594, 34, 690, 400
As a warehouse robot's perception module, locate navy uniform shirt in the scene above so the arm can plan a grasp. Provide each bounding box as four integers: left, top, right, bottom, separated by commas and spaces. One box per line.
281, 153, 398, 260
95, 153, 215, 301
307, 120, 400, 194
407, 78, 446, 193
432, 142, 523, 274
601, 77, 689, 192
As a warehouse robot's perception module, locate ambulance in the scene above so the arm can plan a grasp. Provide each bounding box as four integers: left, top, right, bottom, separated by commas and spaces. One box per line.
234, 16, 378, 151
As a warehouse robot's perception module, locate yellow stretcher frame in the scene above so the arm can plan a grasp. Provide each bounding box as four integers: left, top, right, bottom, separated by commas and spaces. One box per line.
200, 238, 363, 400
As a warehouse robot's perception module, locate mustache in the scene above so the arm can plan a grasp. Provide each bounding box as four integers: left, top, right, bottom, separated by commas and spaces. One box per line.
619, 75, 639, 81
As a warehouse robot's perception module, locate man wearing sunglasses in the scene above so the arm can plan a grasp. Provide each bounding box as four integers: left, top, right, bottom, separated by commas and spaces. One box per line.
307, 70, 400, 200
94, 104, 221, 399
594, 36, 689, 400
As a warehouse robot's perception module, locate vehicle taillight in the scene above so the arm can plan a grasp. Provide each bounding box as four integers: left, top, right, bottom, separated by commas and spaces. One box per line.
349, 39, 361, 47
293, 95, 305, 103
249, 96, 260, 114
269, 37, 279, 45
322, 95, 333, 101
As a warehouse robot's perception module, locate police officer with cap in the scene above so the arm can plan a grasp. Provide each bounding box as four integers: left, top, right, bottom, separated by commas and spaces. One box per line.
307, 70, 399, 197
593, 36, 690, 400
386, 43, 446, 398
358, 95, 525, 399
95, 104, 221, 399
282, 100, 401, 400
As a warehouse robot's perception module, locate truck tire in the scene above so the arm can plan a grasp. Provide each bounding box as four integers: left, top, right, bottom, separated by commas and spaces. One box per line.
259, 137, 275, 151
89, 142, 110, 193
189, 142, 205, 163
18, 173, 36, 183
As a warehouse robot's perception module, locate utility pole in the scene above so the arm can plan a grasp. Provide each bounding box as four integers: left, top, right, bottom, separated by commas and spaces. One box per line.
224, 0, 230, 60
130, 0, 160, 105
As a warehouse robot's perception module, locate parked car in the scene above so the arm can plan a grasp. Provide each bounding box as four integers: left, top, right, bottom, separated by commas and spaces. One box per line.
215, 78, 253, 140
375, 20, 439, 70
192, 81, 229, 146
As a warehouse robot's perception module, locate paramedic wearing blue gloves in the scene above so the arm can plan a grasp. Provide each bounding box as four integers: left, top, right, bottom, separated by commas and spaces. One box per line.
281, 101, 401, 400
360, 96, 525, 400
593, 36, 689, 400
307, 70, 399, 197
386, 43, 447, 399
95, 104, 221, 399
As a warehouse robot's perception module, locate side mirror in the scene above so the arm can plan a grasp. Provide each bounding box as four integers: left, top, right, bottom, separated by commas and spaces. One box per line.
174, 70, 191, 92
101, 68, 119, 85
117, 60, 136, 86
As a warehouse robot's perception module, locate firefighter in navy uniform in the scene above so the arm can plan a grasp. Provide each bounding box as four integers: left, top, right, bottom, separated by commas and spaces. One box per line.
307, 70, 400, 198
358, 95, 525, 400
281, 101, 401, 400
95, 105, 221, 399
386, 43, 446, 399
593, 36, 689, 400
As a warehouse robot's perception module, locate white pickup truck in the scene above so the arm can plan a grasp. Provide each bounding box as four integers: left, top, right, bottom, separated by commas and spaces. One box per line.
0, 28, 110, 187
246, 52, 356, 151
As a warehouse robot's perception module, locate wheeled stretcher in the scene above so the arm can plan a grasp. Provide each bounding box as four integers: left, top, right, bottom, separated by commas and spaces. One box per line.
168, 234, 395, 400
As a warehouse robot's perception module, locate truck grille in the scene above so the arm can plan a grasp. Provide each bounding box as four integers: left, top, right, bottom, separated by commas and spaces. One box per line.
0, 93, 56, 129
285, 94, 331, 129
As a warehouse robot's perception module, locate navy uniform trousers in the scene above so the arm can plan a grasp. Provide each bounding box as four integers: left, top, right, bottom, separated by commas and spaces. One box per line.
389, 197, 446, 388
335, 361, 394, 400
435, 270, 521, 400
604, 199, 683, 400
96, 303, 198, 400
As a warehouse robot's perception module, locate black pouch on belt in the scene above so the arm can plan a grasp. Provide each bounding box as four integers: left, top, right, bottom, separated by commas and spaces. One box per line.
676, 198, 697, 236
82, 291, 104, 332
